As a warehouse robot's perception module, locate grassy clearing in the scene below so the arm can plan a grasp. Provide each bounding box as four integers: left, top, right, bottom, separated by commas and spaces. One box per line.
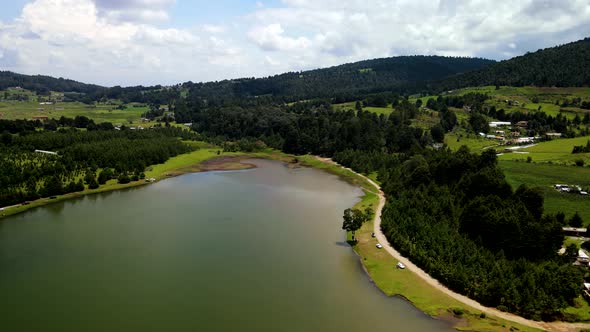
445, 132, 499, 152
332, 102, 394, 116
0, 99, 149, 126
500, 160, 590, 224
498, 136, 590, 165
562, 296, 590, 322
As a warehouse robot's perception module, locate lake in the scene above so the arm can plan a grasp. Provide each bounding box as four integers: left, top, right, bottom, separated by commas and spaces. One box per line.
0, 159, 452, 331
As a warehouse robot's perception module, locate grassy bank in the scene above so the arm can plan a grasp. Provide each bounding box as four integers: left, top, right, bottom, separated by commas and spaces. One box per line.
0, 142, 240, 219
0, 144, 551, 330
305, 158, 540, 332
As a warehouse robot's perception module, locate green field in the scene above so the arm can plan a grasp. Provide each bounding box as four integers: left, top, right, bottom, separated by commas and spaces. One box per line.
0, 87, 151, 126
332, 101, 394, 116
445, 132, 499, 151
0, 99, 149, 125
498, 136, 590, 165
411, 86, 590, 121
500, 160, 590, 224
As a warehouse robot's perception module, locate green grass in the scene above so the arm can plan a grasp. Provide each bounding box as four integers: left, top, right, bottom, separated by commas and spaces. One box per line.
309, 157, 542, 331
0, 99, 149, 126
445, 132, 499, 152
498, 136, 590, 165
500, 160, 590, 224
347, 188, 540, 331
562, 296, 590, 322
332, 102, 394, 116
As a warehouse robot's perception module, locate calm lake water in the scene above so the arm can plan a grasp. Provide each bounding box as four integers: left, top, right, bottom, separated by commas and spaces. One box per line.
0, 159, 452, 331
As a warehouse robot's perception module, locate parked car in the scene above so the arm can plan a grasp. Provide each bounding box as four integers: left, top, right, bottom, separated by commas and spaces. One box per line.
376, 243, 383, 249
396, 262, 406, 269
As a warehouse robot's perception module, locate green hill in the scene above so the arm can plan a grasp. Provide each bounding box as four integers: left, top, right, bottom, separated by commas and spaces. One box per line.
437, 38, 590, 89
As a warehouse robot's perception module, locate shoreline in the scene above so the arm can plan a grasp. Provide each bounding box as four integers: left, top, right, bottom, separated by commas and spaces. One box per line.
315, 157, 590, 332
2, 148, 588, 331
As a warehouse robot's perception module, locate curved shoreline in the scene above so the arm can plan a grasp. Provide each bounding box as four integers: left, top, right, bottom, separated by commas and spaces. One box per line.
317, 156, 590, 332
3, 150, 589, 331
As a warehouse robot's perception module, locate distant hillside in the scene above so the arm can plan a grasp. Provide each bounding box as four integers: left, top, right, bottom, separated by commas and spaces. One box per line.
185, 56, 495, 101
0, 71, 103, 95
436, 38, 590, 90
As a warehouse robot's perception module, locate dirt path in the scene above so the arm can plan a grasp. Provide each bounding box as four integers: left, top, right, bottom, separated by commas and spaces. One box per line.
316, 156, 590, 332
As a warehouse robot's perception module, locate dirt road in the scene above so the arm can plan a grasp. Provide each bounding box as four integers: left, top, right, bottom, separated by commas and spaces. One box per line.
317, 156, 590, 332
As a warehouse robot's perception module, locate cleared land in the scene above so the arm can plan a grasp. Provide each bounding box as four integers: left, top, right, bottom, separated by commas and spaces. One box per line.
500, 160, 590, 224
498, 136, 590, 166
332, 101, 394, 116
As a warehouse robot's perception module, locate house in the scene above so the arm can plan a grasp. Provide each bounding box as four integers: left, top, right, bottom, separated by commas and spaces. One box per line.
516, 121, 528, 128
32, 115, 48, 120
489, 121, 511, 128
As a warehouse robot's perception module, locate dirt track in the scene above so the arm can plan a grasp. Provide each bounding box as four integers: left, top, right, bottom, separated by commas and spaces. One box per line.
317, 156, 590, 332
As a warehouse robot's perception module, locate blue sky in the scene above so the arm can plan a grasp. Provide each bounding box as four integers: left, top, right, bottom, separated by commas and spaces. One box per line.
0, 0, 589, 86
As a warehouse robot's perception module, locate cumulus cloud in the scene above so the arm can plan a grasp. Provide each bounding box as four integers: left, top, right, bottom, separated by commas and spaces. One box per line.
248, 23, 311, 51
93, 0, 175, 23
0, 0, 245, 85
1, 0, 590, 86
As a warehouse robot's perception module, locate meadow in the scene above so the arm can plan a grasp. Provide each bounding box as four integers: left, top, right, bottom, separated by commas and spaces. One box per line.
332, 101, 394, 116
499, 160, 590, 224
0, 89, 150, 126
498, 135, 590, 165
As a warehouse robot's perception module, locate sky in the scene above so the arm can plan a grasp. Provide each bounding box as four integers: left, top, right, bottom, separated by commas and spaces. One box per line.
0, 0, 589, 87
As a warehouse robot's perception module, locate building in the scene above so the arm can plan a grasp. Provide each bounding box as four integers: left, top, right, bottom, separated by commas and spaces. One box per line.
32, 115, 48, 120
545, 132, 562, 137
562, 227, 587, 237
516, 121, 528, 128
489, 121, 511, 128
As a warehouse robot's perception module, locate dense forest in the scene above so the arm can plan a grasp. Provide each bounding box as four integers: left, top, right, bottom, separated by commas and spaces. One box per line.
163, 93, 582, 319
333, 148, 580, 320
0, 123, 197, 207
1, 56, 494, 104
436, 38, 590, 90
182, 56, 493, 102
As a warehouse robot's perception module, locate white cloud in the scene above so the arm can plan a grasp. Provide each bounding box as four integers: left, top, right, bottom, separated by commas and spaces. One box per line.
1, 0, 590, 86
248, 23, 311, 51
92, 0, 176, 23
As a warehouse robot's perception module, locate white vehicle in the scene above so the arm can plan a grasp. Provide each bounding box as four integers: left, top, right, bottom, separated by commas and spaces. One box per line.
396, 262, 406, 269
581, 191, 588, 195
376, 243, 383, 249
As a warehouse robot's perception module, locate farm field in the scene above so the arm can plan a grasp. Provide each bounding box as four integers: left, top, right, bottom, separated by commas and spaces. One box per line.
498, 136, 590, 165
332, 101, 394, 116
0, 99, 149, 125
445, 132, 499, 151
499, 160, 590, 224
411, 86, 590, 120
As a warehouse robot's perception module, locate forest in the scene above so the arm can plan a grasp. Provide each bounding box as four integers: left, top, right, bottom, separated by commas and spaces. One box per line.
0, 123, 197, 207
164, 91, 582, 319
435, 38, 590, 90
334, 148, 580, 320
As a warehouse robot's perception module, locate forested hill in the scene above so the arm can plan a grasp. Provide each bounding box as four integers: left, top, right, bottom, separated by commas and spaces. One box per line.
186, 56, 494, 101
436, 37, 590, 90
0, 71, 103, 95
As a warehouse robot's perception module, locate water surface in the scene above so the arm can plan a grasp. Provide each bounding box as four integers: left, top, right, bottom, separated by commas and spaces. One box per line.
0, 159, 452, 331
